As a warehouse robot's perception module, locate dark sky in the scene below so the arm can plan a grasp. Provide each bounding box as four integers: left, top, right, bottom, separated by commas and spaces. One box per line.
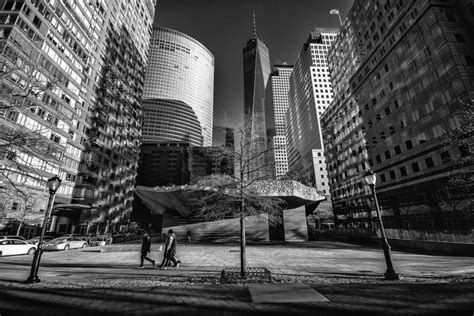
153, 0, 353, 128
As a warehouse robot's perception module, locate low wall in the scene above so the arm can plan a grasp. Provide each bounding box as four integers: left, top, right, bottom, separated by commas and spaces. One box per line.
283, 206, 308, 242
163, 214, 269, 242
323, 233, 474, 256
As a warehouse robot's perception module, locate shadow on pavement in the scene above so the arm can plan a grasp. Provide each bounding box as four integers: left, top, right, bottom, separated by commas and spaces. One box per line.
2, 282, 473, 315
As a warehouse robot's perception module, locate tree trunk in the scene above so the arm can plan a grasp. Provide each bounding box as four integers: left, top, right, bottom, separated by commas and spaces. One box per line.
240, 204, 246, 279
16, 220, 23, 236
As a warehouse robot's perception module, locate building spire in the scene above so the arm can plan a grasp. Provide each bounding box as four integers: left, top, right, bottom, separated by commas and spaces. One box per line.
252, 11, 257, 39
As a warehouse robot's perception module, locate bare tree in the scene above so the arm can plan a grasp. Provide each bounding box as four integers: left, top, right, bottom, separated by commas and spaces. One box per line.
0, 184, 44, 236
438, 98, 474, 222
1, 42, 65, 196
189, 117, 285, 278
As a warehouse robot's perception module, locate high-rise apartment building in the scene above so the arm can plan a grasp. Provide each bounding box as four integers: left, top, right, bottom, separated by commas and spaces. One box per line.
0, 0, 155, 235
286, 28, 337, 194
242, 16, 271, 180
322, 0, 474, 229
141, 27, 215, 147
267, 65, 293, 178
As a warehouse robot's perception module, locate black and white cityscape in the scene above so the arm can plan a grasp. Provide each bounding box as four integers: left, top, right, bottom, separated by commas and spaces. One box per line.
0, 0, 473, 314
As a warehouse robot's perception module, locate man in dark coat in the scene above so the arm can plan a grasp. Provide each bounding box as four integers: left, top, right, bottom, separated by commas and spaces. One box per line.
138, 231, 155, 268
159, 229, 181, 269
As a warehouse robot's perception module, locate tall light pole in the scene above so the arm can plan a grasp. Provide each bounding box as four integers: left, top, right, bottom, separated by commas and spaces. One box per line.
330, 9, 343, 26
25, 175, 62, 284
364, 170, 399, 281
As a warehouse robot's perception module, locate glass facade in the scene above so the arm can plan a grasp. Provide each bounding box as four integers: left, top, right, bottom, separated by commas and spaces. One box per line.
0, 0, 156, 234
267, 65, 293, 178
322, 0, 474, 229
242, 34, 271, 180
142, 27, 215, 147
286, 28, 337, 194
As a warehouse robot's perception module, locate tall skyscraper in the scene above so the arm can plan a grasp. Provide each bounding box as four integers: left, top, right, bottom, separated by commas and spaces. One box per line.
0, 0, 156, 235
242, 14, 271, 180
322, 0, 474, 230
286, 28, 337, 194
267, 65, 293, 178
142, 27, 215, 147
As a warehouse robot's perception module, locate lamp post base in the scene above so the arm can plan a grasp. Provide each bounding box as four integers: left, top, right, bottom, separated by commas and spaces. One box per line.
24, 277, 41, 284
384, 271, 399, 281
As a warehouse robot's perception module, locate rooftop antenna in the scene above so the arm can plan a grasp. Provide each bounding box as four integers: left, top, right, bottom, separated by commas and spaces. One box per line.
252, 11, 257, 39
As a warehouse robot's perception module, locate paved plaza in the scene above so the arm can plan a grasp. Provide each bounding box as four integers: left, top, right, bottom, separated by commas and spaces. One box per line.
0, 240, 473, 315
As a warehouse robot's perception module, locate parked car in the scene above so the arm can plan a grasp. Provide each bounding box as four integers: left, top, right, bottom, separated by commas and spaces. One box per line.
43, 236, 88, 251
60, 234, 82, 238
26, 236, 55, 247
0, 235, 26, 241
0, 239, 36, 256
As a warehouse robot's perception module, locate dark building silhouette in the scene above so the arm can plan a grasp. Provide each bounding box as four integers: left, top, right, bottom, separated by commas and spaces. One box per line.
242, 14, 271, 180
212, 126, 234, 149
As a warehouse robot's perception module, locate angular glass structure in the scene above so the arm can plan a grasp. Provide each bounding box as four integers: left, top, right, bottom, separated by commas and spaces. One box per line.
242, 16, 271, 180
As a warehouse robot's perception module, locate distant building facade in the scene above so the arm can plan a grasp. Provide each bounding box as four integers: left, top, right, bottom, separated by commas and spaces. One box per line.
0, 0, 156, 235
136, 143, 234, 187
212, 126, 234, 149
267, 65, 293, 178
142, 27, 215, 147
286, 28, 337, 194
242, 18, 271, 180
322, 0, 474, 230
136, 143, 190, 187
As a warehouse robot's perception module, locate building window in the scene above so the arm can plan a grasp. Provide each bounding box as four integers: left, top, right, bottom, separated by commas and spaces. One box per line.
425, 157, 435, 168
465, 56, 474, 66
454, 33, 465, 43
385, 151, 391, 159
394, 145, 401, 155
459, 145, 469, 157
33, 15, 41, 29
411, 162, 420, 173
440, 151, 451, 163
389, 170, 396, 180
405, 140, 413, 149
400, 166, 407, 176
381, 174, 386, 182
376, 155, 381, 163
445, 12, 456, 22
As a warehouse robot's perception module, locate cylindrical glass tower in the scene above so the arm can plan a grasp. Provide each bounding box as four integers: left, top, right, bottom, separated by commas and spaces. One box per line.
142, 27, 215, 146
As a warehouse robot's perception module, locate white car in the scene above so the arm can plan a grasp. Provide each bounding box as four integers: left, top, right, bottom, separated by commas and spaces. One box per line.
43, 236, 88, 251
0, 239, 37, 256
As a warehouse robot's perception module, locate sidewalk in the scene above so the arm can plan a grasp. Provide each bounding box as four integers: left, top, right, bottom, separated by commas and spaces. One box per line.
0, 241, 473, 315
1, 277, 473, 315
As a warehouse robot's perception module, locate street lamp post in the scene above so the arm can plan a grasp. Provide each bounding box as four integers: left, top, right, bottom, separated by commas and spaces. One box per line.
330, 9, 343, 26
25, 175, 62, 284
364, 170, 399, 281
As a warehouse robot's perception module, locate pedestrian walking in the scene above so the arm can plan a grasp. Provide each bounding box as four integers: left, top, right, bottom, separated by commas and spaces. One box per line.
159, 229, 181, 269
138, 231, 155, 268
186, 229, 192, 243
